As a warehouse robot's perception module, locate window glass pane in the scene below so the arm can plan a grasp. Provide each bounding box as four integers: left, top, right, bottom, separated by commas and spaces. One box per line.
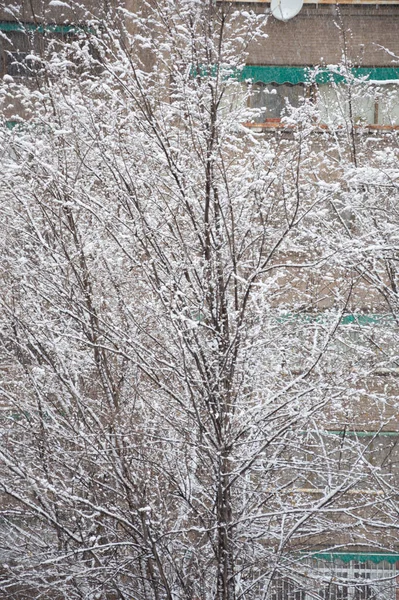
305, 559, 398, 600
317, 84, 375, 126
220, 82, 247, 116
249, 83, 305, 122
269, 559, 397, 600
376, 83, 399, 125
3, 31, 43, 77
6, 52, 41, 76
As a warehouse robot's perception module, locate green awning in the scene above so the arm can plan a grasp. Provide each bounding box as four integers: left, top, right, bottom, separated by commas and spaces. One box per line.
311, 553, 399, 564
240, 66, 399, 85
0, 21, 88, 34
276, 313, 393, 325
5, 121, 19, 130
241, 66, 308, 85
325, 431, 399, 438
340, 313, 393, 325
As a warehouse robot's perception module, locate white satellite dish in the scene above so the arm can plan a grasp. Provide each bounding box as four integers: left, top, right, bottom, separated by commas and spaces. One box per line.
271, 0, 303, 21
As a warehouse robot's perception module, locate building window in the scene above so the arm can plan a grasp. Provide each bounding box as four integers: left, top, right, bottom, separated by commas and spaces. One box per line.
271, 574, 306, 600
242, 66, 399, 127
271, 558, 398, 600
316, 83, 399, 127
0, 25, 76, 79
1, 30, 39, 78
375, 84, 399, 125
249, 82, 306, 122
248, 81, 399, 127
309, 558, 398, 600
5, 51, 42, 77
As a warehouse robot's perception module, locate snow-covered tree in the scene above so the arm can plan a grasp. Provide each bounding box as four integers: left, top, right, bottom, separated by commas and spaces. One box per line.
1, 1, 399, 599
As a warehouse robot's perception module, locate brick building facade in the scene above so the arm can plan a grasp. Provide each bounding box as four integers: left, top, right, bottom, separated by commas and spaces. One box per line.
245, 3, 399, 67
1, 1, 399, 599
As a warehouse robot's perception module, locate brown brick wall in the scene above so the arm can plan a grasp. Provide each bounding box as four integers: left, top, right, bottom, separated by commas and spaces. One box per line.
1, 2, 398, 68
0, 0, 110, 23
244, 4, 399, 66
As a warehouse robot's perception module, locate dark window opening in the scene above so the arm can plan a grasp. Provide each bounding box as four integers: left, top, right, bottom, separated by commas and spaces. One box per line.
249, 82, 306, 122
6, 51, 42, 77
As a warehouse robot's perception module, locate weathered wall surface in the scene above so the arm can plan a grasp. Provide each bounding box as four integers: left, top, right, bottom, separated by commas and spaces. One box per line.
241, 3, 399, 66
0, 0, 109, 23
1, 2, 398, 68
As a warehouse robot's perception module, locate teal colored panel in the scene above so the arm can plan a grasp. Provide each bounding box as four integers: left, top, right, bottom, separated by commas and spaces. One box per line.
239, 66, 399, 84
311, 553, 399, 564
326, 431, 399, 438
0, 21, 88, 34
240, 66, 308, 85
276, 313, 393, 325
191, 65, 238, 79
351, 67, 399, 82
5, 121, 19, 130
340, 314, 393, 325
